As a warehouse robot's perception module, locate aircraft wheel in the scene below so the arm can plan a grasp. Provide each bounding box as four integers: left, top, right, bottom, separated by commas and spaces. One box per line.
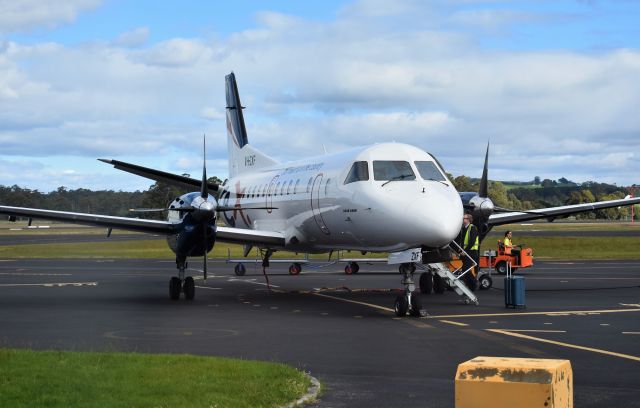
433, 274, 445, 294
183, 276, 195, 300
169, 277, 181, 300
495, 261, 507, 275
419, 272, 433, 294
479, 275, 492, 290
289, 263, 302, 275
394, 295, 408, 317
409, 295, 422, 317
345, 262, 358, 274
234, 263, 246, 276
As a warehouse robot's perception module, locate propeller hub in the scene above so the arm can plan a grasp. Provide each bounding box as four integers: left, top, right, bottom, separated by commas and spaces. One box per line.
192, 197, 217, 222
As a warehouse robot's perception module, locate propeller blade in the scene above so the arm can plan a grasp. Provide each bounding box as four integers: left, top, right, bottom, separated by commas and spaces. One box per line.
201, 135, 208, 199
479, 142, 489, 198
203, 223, 209, 281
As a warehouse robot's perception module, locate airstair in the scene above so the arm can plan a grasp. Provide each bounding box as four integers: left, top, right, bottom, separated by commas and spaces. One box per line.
417, 242, 479, 305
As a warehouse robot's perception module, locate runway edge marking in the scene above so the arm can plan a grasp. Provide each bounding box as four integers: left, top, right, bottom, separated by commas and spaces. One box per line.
487, 329, 640, 363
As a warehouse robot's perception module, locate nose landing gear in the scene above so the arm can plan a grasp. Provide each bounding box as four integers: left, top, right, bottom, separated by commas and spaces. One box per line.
394, 263, 423, 317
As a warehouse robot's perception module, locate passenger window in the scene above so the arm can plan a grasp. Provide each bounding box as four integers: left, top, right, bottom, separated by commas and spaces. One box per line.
373, 161, 415, 181
415, 161, 446, 182
344, 161, 369, 184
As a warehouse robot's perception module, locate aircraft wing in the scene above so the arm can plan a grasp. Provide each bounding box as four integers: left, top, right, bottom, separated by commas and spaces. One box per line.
216, 226, 286, 247
487, 197, 640, 226
0, 205, 177, 235
98, 159, 220, 192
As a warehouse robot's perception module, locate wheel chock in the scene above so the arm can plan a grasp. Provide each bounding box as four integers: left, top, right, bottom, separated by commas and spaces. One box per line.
455, 356, 572, 408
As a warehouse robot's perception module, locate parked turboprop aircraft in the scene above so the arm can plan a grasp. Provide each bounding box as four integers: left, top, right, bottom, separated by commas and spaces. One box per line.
2, 72, 639, 316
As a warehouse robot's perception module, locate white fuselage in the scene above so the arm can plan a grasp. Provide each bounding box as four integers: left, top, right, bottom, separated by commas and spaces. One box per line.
219, 143, 463, 253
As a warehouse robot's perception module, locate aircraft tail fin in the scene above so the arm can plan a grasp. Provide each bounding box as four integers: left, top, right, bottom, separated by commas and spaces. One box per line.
225, 72, 278, 178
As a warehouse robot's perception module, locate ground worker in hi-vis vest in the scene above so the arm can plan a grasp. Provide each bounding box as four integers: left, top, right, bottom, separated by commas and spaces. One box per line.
457, 213, 479, 291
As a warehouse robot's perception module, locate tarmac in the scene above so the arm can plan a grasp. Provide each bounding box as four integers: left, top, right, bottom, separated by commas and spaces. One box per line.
1, 258, 639, 407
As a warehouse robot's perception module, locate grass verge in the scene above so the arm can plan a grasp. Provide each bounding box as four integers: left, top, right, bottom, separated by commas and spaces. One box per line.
0, 348, 311, 408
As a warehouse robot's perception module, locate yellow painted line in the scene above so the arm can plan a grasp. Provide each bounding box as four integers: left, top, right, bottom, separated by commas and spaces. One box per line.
492, 329, 566, 333
439, 320, 469, 327
429, 308, 640, 319
488, 329, 640, 363
312, 292, 394, 312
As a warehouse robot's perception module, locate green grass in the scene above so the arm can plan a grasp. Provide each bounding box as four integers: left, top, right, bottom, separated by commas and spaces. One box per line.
1, 221, 639, 260
481, 236, 640, 260
0, 348, 311, 408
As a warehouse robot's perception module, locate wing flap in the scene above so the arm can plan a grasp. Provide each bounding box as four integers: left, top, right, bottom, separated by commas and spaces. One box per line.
488, 197, 640, 226
216, 226, 285, 247
0, 205, 176, 235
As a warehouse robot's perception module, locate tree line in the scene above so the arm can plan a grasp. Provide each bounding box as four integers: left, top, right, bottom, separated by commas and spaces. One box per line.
1, 175, 637, 221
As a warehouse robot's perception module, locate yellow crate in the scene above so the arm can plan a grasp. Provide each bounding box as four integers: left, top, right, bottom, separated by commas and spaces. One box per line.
455, 356, 572, 408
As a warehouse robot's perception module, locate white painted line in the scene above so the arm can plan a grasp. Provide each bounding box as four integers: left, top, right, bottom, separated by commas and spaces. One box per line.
195, 286, 222, 290
494, 329, 566, 333
0, 272, 72, 276
228, 278, 280, 288
0, 282, 97, 287
439, 320, 469, 327
622, 332, 640, 335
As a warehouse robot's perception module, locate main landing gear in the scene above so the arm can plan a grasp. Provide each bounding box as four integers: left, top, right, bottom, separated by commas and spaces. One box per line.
170, 255, 195, 301
344, 261, 360, 275
394, 263, 422, 317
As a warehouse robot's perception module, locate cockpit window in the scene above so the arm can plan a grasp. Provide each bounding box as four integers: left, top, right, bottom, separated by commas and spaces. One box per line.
414, 161, 446, 182
344, 161, 369, 184
373, 161, 415, 181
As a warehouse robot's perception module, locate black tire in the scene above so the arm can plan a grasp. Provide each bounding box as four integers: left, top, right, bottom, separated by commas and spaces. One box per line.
495, 261, 508, 275
169, 277, 181, 300
394, 295, 408, 317
419, 272, 433, 294
409, 296, 422, 317
479, 275, 492, 290
234, 263, 246, 276
351, 262, 360, 274
288, 263, 302, 275
433, 274, 445, 294
345, 263, 354, 275
183, 276, 195, 300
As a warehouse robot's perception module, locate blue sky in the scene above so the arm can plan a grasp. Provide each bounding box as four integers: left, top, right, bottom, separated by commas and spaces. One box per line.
1, 0, 639, 192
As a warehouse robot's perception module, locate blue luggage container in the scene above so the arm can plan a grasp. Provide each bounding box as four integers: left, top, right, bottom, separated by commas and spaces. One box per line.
504, 276, 525, 308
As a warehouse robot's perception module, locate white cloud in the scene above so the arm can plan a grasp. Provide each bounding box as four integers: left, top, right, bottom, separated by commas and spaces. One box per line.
113, 27, 149, 48
1, 0, 639, 190
0, 0, 101, 34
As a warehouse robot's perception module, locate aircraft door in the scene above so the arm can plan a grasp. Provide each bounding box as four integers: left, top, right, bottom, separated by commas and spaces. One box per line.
310, 174, 330, 235
266, 175, 279, 213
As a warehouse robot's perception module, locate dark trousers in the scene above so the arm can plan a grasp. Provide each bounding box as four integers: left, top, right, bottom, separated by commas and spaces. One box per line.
462, 249, 479, 290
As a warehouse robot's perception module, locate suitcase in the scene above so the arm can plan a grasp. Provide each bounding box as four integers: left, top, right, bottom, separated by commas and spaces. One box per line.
504, 276, 526, 308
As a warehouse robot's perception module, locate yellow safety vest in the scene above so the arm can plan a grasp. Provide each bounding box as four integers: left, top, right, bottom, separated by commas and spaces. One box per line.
464, 225, 479, 251
504, 237, 513, 247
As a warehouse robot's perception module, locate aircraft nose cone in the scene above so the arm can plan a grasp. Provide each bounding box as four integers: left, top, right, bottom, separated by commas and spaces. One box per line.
407, 187, 463, 247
